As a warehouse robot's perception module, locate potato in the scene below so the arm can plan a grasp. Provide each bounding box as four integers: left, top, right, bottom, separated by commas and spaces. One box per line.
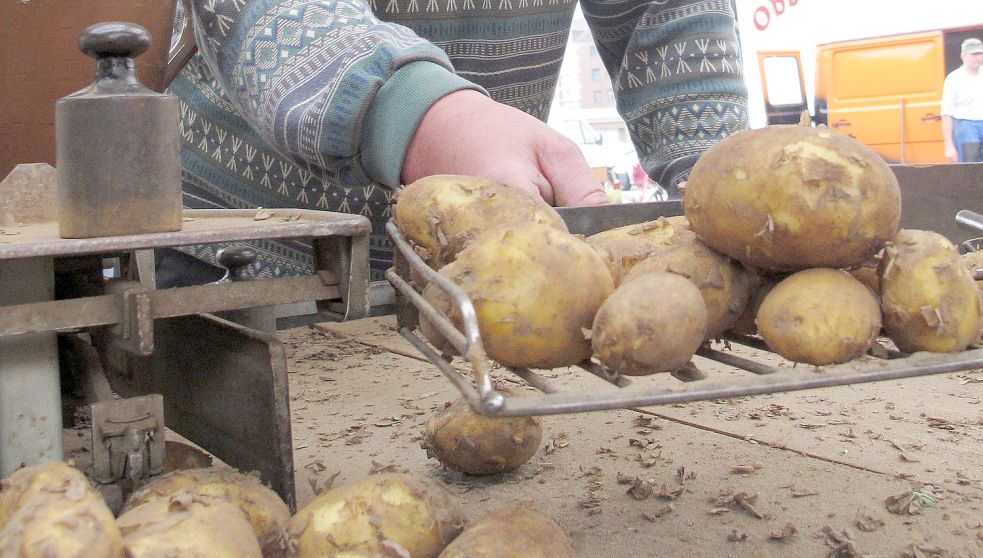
418, 260, 463, 357
728, 277, 776, 336
122, 467, 289, 556
592, 272, 707, 375
623, 240, 756, 337
684, 125, 901, 272
438, 503, 575, 558
960, 250, 983, 291
394, 175, 567, 270
586, 216, 696, 284
421, 223, 614, 369
879, 230, 982, 353
756, 268, 882, 366
0, 461, 122, 558
846, 254, 883, 296
423, 397, 542, 476
117, 495, 261, 558
281, 473, 465, 558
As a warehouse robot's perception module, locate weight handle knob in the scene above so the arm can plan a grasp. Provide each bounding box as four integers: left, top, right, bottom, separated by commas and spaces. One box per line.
216, 247, 258, 283
79, 22, 151, 60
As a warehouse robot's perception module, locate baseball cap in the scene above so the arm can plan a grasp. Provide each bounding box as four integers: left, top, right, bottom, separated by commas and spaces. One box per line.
962, 38, 983, 55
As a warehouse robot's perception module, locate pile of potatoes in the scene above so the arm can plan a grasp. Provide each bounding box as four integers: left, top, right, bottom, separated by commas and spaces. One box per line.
396, 125, 982, 375
0, 461, 289, 557
682, 125, 981, 364
396, 175, 614, 370
0, 461, 575, 557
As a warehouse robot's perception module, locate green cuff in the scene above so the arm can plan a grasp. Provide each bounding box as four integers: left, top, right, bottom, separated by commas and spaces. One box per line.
361, 61, 485, 187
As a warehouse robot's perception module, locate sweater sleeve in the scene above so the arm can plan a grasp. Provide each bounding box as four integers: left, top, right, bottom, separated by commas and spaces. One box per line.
187, 0, 484, 188
579, 0, 748, 196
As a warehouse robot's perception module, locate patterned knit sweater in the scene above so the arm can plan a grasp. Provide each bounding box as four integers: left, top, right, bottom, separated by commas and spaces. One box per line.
175, 0, 747, 278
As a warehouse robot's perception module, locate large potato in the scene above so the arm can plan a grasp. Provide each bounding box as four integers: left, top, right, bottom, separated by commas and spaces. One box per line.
280, 473, 465, 558
0, 461, 122, 558
586, 215, 696, 284
879, 230, 982, 353
117, 495, 261, 558
592, 272, 707, 375
423, 397, 542, 476
623, 240, 756, 337
394, 175, 567, 270
756, 268, 882, 366
422, 223, 614, 369
122, 467, 289, 556
684, 125, 901, 272
438, 503, 575, 558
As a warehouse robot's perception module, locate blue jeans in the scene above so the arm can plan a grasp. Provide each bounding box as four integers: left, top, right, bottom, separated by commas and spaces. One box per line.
953, 118, 983, 162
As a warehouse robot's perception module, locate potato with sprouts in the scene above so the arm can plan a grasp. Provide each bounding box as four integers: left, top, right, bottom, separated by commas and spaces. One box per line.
623, 240, 756, 338
879, 229, 982, 353
279, 473, 465, 558
591, 272, 706, 375
586, 216, 696, 284
423, 397, 542, 476
0, 461, 122, 558
756, 268, 881, 366
121, 467, 289, 556
118, 496, 261, 558
684, 125, 901, 272
438, 503, 575, 558
421, 223, 614, 369
394, 174, 567, 271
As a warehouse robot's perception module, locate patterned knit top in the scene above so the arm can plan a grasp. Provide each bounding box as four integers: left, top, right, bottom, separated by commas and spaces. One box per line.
173, 0, 747, 278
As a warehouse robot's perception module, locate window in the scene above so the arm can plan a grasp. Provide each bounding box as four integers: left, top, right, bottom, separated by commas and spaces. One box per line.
760, 56, 804, 106
607, 90, 615, 101
589, 46, 598, 58
591, 68, 601, 81
593, 90, 603, 103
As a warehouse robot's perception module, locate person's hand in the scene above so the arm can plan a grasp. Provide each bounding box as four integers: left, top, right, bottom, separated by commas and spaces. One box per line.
944, 143, 959, 163
402, 90, 609, 206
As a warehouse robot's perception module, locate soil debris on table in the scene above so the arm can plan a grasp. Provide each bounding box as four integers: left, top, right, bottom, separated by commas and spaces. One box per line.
853, 512, 886, 532
276, 321, 983, 557
714, 490, 767, 519
885, 483, 939, 515
768, 522, 798, 541
642, 503, 675, 521
729, 463, 764, 475
821, 525, 864, 558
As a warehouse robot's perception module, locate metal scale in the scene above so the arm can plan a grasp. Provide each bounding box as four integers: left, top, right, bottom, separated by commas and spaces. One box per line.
0, 6, 372, 512
0, 162, 369, 512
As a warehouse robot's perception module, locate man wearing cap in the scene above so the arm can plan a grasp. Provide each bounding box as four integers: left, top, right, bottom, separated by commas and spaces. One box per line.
942, 38, 983, 162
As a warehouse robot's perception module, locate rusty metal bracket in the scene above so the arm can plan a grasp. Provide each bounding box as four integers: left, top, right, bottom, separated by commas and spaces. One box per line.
103, 314, 297, 511
315, 233, 370, 321
91, 394, 165, 485
104, 280, 155, 356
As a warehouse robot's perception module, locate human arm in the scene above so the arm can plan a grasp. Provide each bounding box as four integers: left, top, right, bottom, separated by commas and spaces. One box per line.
186, 0, 482, 189
942, 115, 958, 162
401, 90, 609, 206
940, 75, 958, 162
579, 0, 748, 197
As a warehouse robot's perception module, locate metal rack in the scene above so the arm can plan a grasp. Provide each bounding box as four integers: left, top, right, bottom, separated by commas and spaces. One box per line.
385, 209, 983, 418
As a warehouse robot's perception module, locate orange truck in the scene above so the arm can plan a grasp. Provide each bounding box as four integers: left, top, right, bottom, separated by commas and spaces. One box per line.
757, 25, 983, 163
